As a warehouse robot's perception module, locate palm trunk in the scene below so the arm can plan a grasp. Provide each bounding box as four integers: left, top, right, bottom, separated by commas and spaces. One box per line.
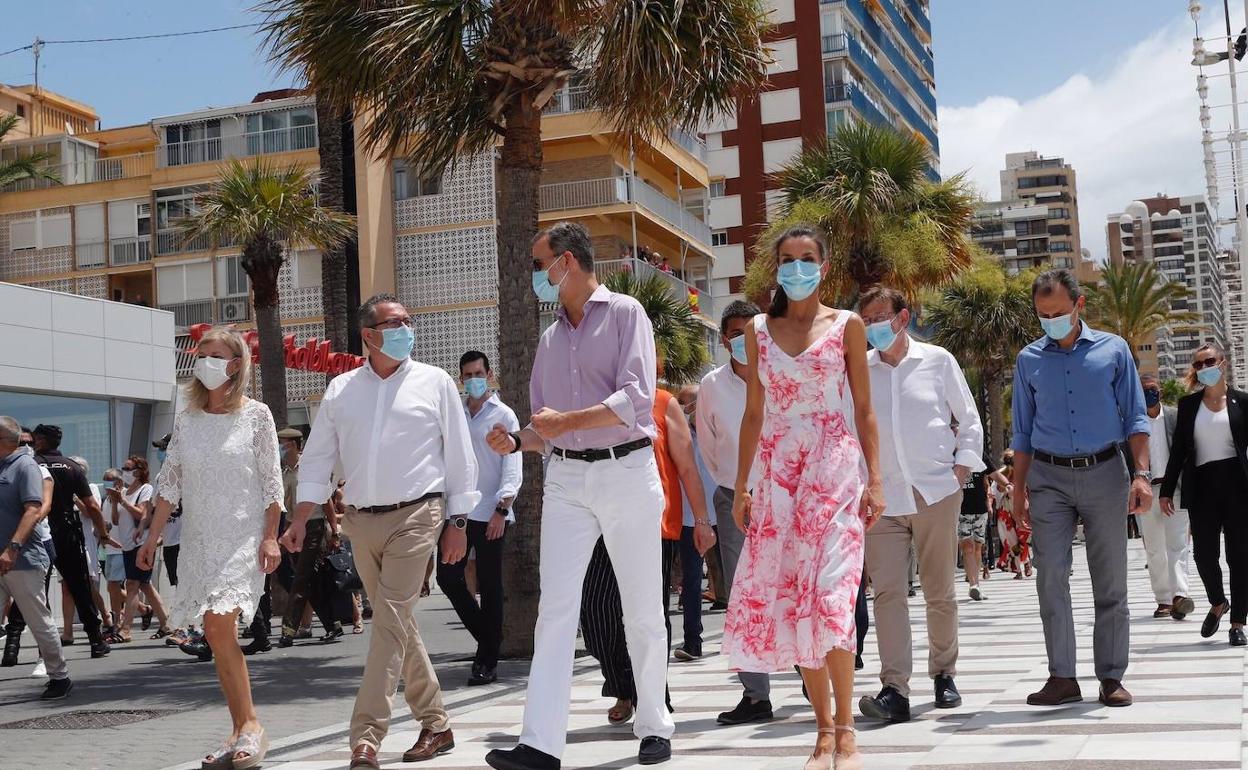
986, 367, 1005, 468
316, 98, 353, 359
497, 100, 545, 658
245, 237, 289, 429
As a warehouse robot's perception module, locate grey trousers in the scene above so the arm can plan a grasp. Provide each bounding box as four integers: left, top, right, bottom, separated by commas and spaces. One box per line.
1028, 454, 1130, 681
0, 566, 68, 680
713, 486, 770, 701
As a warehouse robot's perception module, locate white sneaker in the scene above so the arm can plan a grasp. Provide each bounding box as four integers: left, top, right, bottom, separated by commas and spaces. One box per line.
29, 658, 46, 678
969, 585, 984, 601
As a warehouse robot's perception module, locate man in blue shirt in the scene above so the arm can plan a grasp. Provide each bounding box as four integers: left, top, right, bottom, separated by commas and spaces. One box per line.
0, 416, 71, 699
1011, 269, 1151, 709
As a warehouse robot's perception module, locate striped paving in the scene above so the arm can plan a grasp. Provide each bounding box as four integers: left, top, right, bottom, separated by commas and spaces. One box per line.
210, 540, 1246, 769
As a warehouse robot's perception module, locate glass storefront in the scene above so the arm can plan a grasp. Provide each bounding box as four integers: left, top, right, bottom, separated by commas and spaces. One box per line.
0, 390, 153, 484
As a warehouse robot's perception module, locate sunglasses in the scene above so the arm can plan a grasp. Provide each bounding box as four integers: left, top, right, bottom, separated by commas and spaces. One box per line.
1193, 356, 1221, 371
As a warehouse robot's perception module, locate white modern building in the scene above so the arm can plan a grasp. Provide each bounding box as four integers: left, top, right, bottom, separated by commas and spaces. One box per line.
0, 282, 177, 483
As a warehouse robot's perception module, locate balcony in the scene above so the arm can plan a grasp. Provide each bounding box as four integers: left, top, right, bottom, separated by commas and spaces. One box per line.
668, 128, 707, 163
2, 152, 155, 192
538, 176, 712, 249
110, 235, 152, 266
544, 85, 593, 116
75, 242, 107, 269
1024, 158, 1064, 170
160, 298, 214, 328
156, 125, 317, 169
825, 82, 892, 134
155, 229, 237, 256
840, 32, 938, 149
593, 257, 715, 319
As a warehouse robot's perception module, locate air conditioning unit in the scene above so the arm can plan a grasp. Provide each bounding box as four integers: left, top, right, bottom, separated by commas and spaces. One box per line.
218, 298, 250, 322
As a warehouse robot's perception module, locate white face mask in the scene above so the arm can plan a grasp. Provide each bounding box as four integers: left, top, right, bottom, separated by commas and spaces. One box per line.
121, 470, 135, 486
193, 357, 233, 390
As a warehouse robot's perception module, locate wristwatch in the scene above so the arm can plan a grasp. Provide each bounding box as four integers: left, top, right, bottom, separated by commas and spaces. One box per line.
450, 516, 468, 530
494, 506, 509, 517
509, 432, 523, 454
1134, 469, 1154, 482
7, 541, 21, 552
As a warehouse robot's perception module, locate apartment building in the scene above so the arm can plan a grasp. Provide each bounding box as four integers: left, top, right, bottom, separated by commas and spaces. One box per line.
703, 0, 936, 302
0, 90, 331, 424
0, 84, 98, 139
1221, 248, 1247, 385
1106, 195, 1226, 381
1, 85, 716, 416
353, 80, 716, 375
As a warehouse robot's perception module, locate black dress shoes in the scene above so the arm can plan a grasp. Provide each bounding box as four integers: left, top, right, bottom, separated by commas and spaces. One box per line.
716, 696, 774, 725
859, 685, 911, 723
638, 736, 671, 765
485, 744, 561, 770
934, 674, 962, 708
1202, 602, 1230, 638
1231, 627, 1247, 646
467, 662, 498, 686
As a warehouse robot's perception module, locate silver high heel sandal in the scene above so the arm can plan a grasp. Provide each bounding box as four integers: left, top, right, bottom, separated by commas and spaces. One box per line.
834, 724, 863, 770
803, 727, 837, 770
231, 727, 268, 770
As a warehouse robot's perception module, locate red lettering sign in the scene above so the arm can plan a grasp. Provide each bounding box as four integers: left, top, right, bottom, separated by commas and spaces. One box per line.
188, 323, 365, 374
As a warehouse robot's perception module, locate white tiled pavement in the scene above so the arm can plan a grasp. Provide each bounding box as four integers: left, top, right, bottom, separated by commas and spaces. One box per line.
204, 540, 1247, 770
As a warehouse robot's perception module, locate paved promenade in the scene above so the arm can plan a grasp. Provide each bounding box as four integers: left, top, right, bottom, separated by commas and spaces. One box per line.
0, 539, 1243, 769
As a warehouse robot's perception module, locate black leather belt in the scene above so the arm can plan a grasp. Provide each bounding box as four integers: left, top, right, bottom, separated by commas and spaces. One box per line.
552, 437, 653, 463
1033, 446, 1120, 469
356, 491, 441, 514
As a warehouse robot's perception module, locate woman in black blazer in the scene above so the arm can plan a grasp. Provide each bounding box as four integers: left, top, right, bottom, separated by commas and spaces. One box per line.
1159, 343, 1248, 646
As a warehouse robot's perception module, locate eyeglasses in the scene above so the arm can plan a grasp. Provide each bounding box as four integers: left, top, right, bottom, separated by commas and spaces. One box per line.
194, 354, 236, 361
122, 466, 135, 472
18, 440, 31, 447
1193, 356, 1221, 371
368, 317, 415, 331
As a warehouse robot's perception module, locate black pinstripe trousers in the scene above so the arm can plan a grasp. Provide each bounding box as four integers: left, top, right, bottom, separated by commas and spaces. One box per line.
580, 537, 673, 708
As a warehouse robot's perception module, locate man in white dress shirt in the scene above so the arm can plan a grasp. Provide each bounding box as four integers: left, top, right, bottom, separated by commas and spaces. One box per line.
857, 287, 985, 724
281, 293, 479, 769
694, 300, 776, 726
1138, 373, 1195, 620
437, 349, 522, 687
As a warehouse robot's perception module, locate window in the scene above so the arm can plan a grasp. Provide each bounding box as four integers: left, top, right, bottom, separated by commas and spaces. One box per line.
156, 261, 213, 304
1017, 174, 1067, 189
294, 250, 322, 290
15, 104, 24, 118
245, 107, 317, 154
392, 162, 444, 201
709, 180, 726, 198
826, 109, 848, 134
164, 120, 221, 166
218, 256, 250, 297
9, 211, 69, 250
711, 230, 729, 247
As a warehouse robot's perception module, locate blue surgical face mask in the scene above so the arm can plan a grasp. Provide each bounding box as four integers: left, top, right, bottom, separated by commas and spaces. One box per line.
1038, 311, 1075, 341
532, 256, 567, 303
866, 318, 899, 351
729, 334, 748, 365
378, 324, 415, 362
1197, 366, 1224, 387
157, 449, 167, 463
776, 260, 821, 302
464, 377, 489, 399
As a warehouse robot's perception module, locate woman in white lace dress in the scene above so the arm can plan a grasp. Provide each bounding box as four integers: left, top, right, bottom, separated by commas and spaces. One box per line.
137, 327, 283, 770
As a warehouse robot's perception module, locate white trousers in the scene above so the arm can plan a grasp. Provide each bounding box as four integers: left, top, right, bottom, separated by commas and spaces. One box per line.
1138, 495, 1192, 604
519, 446, 674, 758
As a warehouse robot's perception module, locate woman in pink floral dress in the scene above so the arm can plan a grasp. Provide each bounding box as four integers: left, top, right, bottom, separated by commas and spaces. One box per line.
723, 226, 884, 770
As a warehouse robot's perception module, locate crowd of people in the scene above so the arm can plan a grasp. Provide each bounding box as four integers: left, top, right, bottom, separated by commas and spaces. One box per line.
0, 219, 1245, 770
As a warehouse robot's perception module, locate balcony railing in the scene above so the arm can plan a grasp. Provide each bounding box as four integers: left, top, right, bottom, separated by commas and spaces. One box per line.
544, 85, 593, 115
825, 82, 892, 134
110, 235, 152, 266
821, 0, 935, 115
156, 125, 318, 168
538, 176, 712, 248
154, 229, 238, 256
2, 152, 156, 192
593, 257, 715, 319
160, 299, 214, 328
75, 242, 107, 269
668, 128, 707, 162
841, 32, 938, 149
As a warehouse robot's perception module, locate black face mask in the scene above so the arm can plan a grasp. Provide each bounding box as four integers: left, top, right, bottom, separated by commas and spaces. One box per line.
1144, 389, 1161, 408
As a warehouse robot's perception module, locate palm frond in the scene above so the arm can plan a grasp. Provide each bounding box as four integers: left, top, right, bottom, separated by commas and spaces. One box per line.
0, 114, 61, 190
1084, 260, 1201, 354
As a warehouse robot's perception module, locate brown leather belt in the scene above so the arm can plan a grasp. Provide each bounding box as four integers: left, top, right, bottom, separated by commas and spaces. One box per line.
356, 491, 441, 514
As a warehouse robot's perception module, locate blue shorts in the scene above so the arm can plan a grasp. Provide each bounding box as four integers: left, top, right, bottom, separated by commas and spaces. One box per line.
122, 549, 153, 584
104, 553, 126, 582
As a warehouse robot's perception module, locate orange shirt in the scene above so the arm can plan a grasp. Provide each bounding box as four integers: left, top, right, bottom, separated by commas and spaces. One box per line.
653, 389, 683, 540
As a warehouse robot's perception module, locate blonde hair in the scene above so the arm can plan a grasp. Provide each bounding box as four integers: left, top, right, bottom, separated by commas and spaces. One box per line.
1184, 342, 1226, 391
185, 327, 251, 413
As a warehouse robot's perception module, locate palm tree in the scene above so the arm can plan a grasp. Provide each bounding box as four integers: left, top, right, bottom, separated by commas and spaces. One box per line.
313, 100, 355, 359
604, 272, 709, 386
177, 160, 355, 427
743, 121, 977, 304
926, 259, 1038, 465
0, 114, 59, 190
1084, 260, 1200, 365
261, 0, 768, 655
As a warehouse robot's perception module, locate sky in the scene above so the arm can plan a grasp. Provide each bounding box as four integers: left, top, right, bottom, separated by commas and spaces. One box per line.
0, 1, 1235, 262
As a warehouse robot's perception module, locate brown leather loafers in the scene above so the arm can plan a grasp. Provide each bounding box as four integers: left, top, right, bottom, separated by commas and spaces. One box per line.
350, 744, 380, 769
403, 728, 455, 762
1099, 679, 1133, 707
1026, 676, 1083, 706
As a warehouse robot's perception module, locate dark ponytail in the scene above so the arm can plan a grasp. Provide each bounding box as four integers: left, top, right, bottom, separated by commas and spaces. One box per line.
766, 224, 828, 318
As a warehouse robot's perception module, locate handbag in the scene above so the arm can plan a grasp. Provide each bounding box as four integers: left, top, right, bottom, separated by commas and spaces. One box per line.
320, 541, 362, 592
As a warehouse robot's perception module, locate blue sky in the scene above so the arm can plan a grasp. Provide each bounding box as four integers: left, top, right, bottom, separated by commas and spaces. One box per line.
0, 1, 1230, 260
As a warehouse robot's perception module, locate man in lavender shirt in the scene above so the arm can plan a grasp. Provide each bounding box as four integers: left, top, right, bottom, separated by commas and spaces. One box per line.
485, 222, 674, 770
